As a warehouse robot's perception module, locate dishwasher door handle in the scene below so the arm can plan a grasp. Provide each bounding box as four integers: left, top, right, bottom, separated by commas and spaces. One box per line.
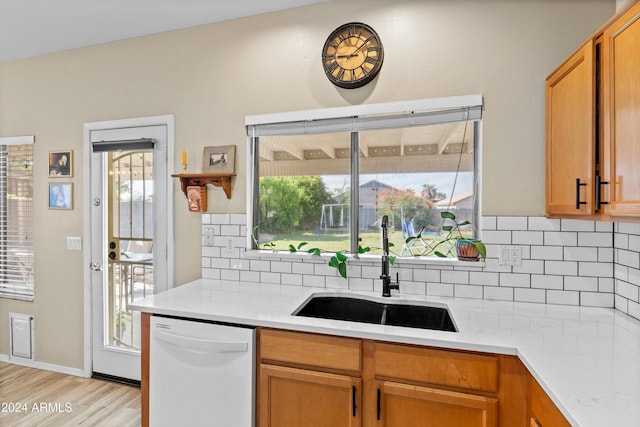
153, 329, 249, 353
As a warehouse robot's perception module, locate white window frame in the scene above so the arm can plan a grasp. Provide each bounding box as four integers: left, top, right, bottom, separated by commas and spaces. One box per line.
0, 135, 35, 301
245, 95, 483, 263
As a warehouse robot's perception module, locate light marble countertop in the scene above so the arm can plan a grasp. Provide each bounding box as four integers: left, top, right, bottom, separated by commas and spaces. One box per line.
130, 279, 640, 427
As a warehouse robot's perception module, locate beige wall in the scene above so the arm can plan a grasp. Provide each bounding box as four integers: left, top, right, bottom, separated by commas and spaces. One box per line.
0, 0, 614, 369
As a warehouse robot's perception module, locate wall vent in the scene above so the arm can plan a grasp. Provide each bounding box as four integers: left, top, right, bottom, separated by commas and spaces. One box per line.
10, 313, 34, 361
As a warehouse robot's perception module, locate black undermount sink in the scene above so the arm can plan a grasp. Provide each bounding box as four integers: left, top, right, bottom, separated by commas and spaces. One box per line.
293, 294, 457, 332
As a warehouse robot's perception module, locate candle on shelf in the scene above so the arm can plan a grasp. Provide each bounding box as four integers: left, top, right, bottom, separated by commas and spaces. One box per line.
182, 151, 187, 173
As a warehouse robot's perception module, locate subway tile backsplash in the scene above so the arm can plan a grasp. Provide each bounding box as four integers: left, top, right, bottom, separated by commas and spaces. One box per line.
201, 214, 640, 322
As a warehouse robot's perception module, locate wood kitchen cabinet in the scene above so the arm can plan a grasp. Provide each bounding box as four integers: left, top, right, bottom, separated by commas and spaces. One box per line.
546, 40, 597, 218
601, 0, 640, 218
257, 328, 528, 427
546, 0, 640, 221
528, 373, 571, 427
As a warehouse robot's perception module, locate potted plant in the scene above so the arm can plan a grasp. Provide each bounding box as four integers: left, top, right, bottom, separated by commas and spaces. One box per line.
405, 211, 486, 261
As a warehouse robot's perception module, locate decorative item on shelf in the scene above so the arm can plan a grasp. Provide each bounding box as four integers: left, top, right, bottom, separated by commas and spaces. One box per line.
187, 185, 207, 212
203, 145, 235, 174
49, 150, 73, 177
404, 211, 486, 261
181, 150, 188, 174
172, 173, 235, 203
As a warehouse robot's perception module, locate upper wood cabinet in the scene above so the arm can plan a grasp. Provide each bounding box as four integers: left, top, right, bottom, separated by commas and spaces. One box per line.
546, 0, 640, 221
546, 40, 596, 218
602, 1, 640, 218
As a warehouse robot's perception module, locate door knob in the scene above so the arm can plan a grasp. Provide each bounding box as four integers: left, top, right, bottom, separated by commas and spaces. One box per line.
89, 262, 102, 272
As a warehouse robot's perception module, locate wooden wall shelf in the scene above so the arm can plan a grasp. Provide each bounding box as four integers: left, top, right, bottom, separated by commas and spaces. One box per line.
172, 173, 234, 200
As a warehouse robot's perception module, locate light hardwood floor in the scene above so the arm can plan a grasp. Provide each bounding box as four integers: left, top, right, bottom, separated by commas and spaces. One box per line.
0, 362, 140, 426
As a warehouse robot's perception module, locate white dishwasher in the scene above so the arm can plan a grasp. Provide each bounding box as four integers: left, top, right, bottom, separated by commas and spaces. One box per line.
149, 316, 255, 427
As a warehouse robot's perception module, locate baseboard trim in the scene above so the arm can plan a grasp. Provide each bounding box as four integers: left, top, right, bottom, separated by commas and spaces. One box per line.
0, 354, 88, 378
92, 371, 141, 388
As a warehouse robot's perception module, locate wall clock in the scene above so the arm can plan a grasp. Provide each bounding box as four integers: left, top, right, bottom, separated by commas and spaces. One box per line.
322, 22, 384, 89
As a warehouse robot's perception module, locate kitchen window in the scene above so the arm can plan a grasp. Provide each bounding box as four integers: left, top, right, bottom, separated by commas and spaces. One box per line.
0, 136, 34, 301
247, 96, 482, 258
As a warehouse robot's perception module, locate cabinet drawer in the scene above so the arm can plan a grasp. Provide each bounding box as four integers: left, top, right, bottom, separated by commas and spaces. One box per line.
259, 329, 361, 372
373, 342, 499, 393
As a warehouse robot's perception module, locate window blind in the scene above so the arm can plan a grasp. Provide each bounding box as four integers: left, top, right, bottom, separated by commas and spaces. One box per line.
0, 137, 34, 301
247, 105, 482, 137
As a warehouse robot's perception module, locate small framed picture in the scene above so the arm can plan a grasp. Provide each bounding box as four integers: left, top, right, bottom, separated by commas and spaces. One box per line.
49, 151, 73, 177
203, 145, 235, 174
49, 183, 73, 210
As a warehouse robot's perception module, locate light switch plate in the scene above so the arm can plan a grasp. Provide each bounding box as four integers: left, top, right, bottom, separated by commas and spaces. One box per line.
67, 236, 82, 251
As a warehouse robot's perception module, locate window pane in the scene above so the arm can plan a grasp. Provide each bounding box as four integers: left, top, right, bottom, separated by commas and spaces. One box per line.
257, 133, 351, 252
359, 121, 476, 256
0, 144, 34, 300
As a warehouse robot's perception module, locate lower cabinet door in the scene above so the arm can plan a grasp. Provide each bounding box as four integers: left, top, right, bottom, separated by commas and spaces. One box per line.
259, 364, 361, 427
376, 381, 498, 427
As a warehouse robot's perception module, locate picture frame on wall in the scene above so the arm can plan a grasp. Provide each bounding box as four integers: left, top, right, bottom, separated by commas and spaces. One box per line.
203, 145, 235, 174
49, 150, 73, 177
49, 183, 73, 210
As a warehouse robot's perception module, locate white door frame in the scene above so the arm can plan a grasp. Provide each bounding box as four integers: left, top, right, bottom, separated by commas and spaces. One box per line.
82, 115, 175, 377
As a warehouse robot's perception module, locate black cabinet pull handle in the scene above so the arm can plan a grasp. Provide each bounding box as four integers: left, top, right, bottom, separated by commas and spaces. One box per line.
352, 386, 356, 417
596, 175, 609, 210
376, 388, 381, 420
575, 178, 587, 210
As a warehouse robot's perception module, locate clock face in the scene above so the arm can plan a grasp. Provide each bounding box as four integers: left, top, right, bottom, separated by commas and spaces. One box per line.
322, 22, 384, 89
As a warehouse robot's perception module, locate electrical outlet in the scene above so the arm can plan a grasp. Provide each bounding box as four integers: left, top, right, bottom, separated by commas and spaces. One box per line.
498, 245, 522, 266
203, 227, 215, 247
224, 238, 235, 256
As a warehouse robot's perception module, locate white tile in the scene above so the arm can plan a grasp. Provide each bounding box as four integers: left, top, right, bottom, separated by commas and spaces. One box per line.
614, 263, 628, 281
512, 231, 544, 245
614, 294, 629, 313
528, 217, 561, 231
560, 219, 595, 232
628, 300, 640, 321
514, 288, 546, 303
628, 266, 640, 285
270, 261, 292, 273
499, 273, 531, 288
220, 269, 240, 281
240, 270, 260, 282
497, 216, 528, 230
261, 272, 282, 284
614, 233, 629, 249
598, 248, 614, 263
212, 258, 230, 269
481, 216, 497, 231
564, 247, 598, 262
544, 231, 577, 247
209, 213, 230, 225
629, 235, 640, 252
202, 257, 211, 268
201, 214, 212, 225
230, 213, 246, 224
564, 276, 598, 292
413, 268, 441, 283
531, 274, 563, 290
595, 221, 613, 232
348, 278, 374, 291
427, 283, 454, 297
578, 232, 613, 247
512, 260, 544, 275
530, 245, 564, 260
250, 260, 271, 272
547, 290, 579, 306
484, 286, 514, 301
360, 265, 380, 279
615, 280, 639, 302
545, 260, 578, 276
617, 222, 640, 235
326, 276, 346, 289
316, 263, 342, 277
398, 281, 426, 295
454, 284, 483, 299
303, 274, 326, 287
292, 262, 315, 275
469, 271, 499, 286
441, 270, 470, 284
481, 230, 512, 245
580, 292, 614, 308
281, 273, 302, 286
578, 262, 613, 278
202, 246, 221, 258
220, 224, 240, 236
599, 277, 614, 293
202, 268, 220, 279
616, 249, 640, 269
